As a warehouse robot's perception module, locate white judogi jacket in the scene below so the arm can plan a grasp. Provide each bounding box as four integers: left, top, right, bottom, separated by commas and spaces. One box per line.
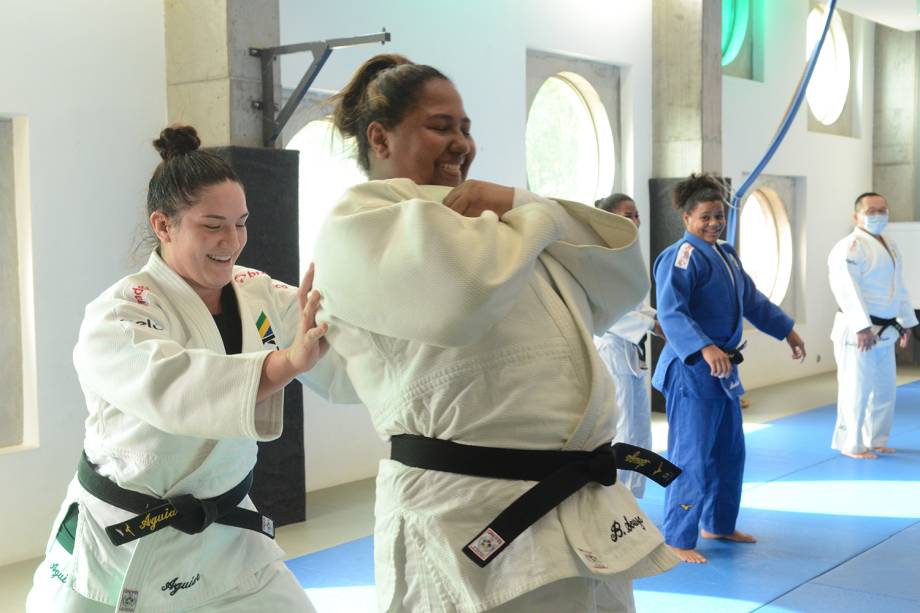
50, 252, 356, 612
313, 179, 678, 613
828, 228, 917, 345
595, 305, 656, 377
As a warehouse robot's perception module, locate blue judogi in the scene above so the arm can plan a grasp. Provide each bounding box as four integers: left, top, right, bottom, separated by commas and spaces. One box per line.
652, 231, 793, 549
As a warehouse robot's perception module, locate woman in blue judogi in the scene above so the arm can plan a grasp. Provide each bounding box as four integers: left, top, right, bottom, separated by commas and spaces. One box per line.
652, 174, 806, 564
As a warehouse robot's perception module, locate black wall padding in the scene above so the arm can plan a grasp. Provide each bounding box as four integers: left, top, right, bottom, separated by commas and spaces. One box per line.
647, 178, 684, 413
208, 146, 306, 526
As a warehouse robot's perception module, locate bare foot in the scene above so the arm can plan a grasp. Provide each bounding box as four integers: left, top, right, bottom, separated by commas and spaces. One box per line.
668, 545, 707, 563
842, 450, 878, 459
701, 529, 757, 543
873, 446, 896, 454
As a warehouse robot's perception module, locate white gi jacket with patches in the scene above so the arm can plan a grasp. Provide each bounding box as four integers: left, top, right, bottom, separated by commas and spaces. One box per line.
828, 228, 918, 345
313, 179, 679, 613
48, 252, 356, 612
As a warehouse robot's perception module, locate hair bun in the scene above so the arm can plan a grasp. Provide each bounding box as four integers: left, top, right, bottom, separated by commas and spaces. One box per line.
153, 125, 201, 161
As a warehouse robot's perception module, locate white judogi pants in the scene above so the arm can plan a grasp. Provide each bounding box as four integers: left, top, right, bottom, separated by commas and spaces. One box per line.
832, 339, 897, 454
26, 540, 315, 613
612, 372, 652, 498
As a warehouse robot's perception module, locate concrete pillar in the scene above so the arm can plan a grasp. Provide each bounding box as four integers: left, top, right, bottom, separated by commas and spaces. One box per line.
652, 0, 722, 177
649, 0, 722, 412
164, 0, 280, 147
872, 26, 920, 221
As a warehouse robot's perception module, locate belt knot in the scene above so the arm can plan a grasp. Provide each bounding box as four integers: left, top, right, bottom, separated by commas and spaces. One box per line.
587, 447, 617, 486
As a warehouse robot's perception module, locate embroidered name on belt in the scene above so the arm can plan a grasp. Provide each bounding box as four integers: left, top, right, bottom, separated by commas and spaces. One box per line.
461, 443, 681, 567
107, 504, 181, 545
256, 311, 277, 349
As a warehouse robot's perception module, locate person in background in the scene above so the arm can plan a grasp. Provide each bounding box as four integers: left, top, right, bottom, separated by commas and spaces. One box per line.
594, 193, 663, 499
827, 192, 916, 459
26, 126, 356, 612
313, 53, 680, 612
652, 173, 806, 564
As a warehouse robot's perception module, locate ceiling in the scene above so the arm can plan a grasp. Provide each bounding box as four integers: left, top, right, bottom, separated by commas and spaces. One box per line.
837, 0, 920, 32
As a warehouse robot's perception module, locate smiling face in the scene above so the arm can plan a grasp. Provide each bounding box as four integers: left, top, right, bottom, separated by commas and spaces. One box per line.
151, 180, 248, 309
683, 199, 725, 244
367, 78, 475, 187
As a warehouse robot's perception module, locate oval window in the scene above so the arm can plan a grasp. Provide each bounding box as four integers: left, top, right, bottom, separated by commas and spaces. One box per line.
805, 6, 850, 125
525, 72, 615, 204
722, 0, 750, 66
738, 188, 793, 305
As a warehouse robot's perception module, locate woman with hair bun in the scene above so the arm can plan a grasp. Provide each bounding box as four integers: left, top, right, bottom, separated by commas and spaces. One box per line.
313, 54, 681, 612
26, 125, 356, 612
652, 173, 806, 564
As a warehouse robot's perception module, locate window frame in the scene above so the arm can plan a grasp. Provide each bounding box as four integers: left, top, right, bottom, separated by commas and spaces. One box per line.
525, 50, 622, 203
0, 115, 38, 454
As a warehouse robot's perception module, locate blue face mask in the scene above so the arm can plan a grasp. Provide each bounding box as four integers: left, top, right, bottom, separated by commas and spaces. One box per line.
861, 213, 888, 235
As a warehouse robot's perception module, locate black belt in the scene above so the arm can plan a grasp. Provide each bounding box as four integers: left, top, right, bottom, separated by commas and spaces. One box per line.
77, 452, 274, 546
390, 435, 681, 567
870, 315, 905, 339
687, 346, 744, 365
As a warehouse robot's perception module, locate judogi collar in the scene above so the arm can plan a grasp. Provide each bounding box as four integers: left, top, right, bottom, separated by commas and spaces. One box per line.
681, 231, 743, 318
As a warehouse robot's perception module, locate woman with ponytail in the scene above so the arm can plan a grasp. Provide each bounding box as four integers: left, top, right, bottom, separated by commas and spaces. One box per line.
312, 54, 680, 612
26, 126, 356, 612
652, 173, 805, 564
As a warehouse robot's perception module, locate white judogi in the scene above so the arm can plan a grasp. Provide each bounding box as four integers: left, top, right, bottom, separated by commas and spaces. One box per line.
595, 305, 656, 498
313, 179, 678, 613
27, 252, 357, 613
828, 227, 917, 454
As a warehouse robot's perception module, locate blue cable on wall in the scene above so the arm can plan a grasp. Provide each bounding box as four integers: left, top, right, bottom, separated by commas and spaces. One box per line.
726, 0, 838, 245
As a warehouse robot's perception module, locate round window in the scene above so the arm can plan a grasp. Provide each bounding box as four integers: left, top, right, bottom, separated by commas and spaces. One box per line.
525, 72, 615, 204
722, 0, 750, 66
287, 119, 366, 275
738, 188, 792, 305
805, 6, 850, 125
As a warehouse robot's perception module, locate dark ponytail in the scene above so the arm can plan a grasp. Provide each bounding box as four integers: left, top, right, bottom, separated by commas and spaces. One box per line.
331, 53, 449, 171
672, 173, 726, 213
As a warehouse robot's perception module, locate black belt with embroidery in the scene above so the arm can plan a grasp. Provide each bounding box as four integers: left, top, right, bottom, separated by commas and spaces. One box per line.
77, 451, 274, 546
687, 346, 745, 365
870, 315, 905, 339
389, 435, 681, 567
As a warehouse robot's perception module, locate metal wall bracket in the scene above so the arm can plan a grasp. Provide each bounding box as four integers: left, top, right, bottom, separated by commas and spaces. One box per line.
251, 29, 391, 147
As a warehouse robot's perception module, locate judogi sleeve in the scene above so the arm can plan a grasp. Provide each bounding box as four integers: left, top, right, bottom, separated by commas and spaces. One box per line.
827, 237, 873, 332
726, 244, 794, 339
609, 306, 656, 345
892, 242, 919, 328
270, 280, 361, 403
74, 291, 278, 441
314, 180, 645, 346
514, 188, 650, 333
653, 245, 712, 361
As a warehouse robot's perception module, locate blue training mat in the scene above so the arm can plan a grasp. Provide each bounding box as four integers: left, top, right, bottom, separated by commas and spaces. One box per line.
287, 383, 920, 612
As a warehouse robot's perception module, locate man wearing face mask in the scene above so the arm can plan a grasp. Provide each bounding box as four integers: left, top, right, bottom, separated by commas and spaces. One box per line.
828, 192, 917, 459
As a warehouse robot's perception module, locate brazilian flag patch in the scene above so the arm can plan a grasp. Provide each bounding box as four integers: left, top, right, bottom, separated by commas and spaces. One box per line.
256, 311, 277, 348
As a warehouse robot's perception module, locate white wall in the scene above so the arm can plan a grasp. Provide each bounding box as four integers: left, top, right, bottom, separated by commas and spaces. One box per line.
0, 1, 167, 566
279, 0, 655, 491
725, 1, 875, 388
